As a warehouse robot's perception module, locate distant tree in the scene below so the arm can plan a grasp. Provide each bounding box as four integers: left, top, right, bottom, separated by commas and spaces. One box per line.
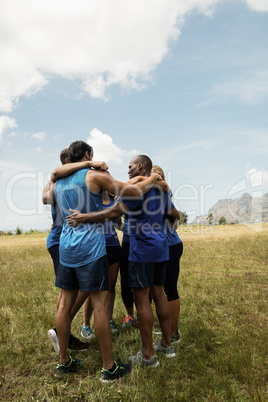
16, 225, 23, 235
207, 213, 213, 225
219, 216, 226, 225
179, 211, 188, 225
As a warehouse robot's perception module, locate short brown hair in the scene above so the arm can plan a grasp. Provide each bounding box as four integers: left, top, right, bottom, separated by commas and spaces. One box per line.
60, 148, 69, 165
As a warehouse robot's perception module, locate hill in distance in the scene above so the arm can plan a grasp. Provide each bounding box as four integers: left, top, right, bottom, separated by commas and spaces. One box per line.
192, 193, 268, 225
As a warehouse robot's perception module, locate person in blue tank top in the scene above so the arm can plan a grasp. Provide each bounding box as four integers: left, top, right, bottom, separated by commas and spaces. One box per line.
151, 165, 183, 344
65, 155, 181, 368
42, 142, 163, 381
43, 148, 109, 356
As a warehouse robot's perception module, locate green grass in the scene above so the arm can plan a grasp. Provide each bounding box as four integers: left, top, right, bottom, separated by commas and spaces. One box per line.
0, 226, 267, 401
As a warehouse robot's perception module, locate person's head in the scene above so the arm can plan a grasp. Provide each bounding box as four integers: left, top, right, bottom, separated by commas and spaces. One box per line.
128, 155, 152, 179
151, 165, 165, 181
60, 148, 70, 165
68, 141, 93, 163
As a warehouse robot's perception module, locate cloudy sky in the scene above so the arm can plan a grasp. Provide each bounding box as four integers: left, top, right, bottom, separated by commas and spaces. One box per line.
1, 0, 268, 231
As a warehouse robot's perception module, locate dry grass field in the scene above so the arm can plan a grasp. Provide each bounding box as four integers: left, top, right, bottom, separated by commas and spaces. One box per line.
0, 224, 267, 401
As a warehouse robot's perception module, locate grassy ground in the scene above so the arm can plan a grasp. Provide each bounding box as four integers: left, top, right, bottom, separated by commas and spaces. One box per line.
0, 224, 267, 401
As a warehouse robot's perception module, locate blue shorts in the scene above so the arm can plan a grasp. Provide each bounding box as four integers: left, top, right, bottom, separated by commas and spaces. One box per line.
106, 245, 122, 265
48, 244, 60, 277
128, 261, 167, 288
55, 255, 109, 292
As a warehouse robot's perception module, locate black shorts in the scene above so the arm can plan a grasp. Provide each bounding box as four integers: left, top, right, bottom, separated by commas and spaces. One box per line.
48, 244, 59, 277
55, 255, 109, 292
106, 245, 122, 265
128, 261, 167, 288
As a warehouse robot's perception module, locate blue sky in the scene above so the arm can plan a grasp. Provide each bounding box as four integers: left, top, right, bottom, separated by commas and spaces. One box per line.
0, 0, 267, 231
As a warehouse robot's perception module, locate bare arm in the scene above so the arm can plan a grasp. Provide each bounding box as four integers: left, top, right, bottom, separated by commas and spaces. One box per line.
87, 170, 162, 197
66, 202, 128, 226
128, 176, 170, 193
51, 160, 109, 183
167, 207, 181, 223
154, 181, 170, 193
127, 176, 147, 184
42, 181, 55, 205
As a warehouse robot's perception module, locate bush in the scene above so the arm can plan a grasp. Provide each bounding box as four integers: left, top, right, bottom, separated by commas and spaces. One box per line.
15, 226, 23, 235
219, 216, 226, 225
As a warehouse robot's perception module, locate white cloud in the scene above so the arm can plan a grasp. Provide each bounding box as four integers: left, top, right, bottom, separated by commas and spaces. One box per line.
1, 0, 266, 113
245, 0, 268, 12
0, 115, 17, 145
86, 128, 138, 165
31, 132, 46, 141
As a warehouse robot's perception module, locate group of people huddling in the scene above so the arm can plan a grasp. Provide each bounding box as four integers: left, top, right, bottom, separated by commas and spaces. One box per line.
42, 140, 183, 382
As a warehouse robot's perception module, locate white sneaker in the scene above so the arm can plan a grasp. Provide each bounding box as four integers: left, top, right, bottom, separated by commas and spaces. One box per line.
48, 328, 59, 355
128, 350, 159, 367
155, 341, 176, 358
81, 326, 96, 341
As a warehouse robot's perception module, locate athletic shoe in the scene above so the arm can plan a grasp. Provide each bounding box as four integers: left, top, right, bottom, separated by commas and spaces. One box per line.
110, 319, 118, 334
81, 325, 96, 341
54, 356, 83, 377
100, 359, 131, 383
155, 341, 176, 358
170, 330, 181, 344
69, 334, 89, 351
128, 350, 159, 367
122, 315, 136, 328
48, 328, 59, 355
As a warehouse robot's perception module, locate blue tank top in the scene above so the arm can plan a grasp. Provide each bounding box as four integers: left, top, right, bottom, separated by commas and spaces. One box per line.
103, 198, 120, 247
55, 169, 106, 267
47, 203, 62, 249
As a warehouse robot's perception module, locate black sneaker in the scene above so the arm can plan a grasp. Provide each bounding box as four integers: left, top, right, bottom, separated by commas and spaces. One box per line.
54, 356, 83, 377
100, 359, 131, 383
69, 334, 90, 351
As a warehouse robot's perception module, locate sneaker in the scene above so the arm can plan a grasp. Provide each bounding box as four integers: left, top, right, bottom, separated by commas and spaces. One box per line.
54, 356, 83, 377
110, 319, 118, 334
155, 341, 176, 358
170, 330, 181, 344
81, 326, 96, 341
100, 359, 131, 383
128, 350, 159, 367
122, 315, 136, 328
48, 328, 59, 355
69, 334, 89, 352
